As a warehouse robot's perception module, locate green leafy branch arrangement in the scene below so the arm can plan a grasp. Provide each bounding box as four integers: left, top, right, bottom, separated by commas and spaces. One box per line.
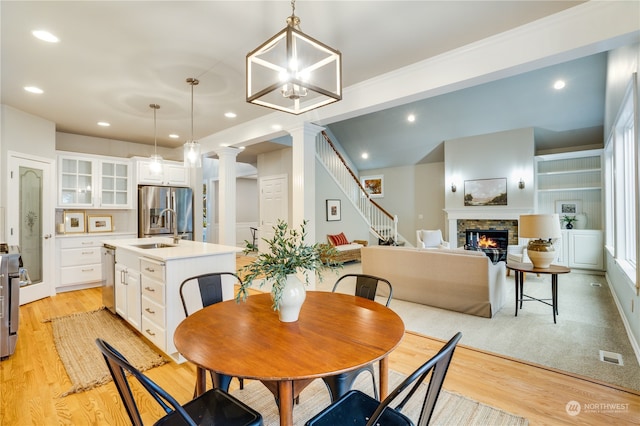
236, 219, 341, 310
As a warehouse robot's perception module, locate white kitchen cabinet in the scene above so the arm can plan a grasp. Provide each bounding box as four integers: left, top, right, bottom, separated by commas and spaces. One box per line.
140, 257, 166, 350
555, 230, 603, 270
57, 153, 132, 208
115, 248, 141, 330
135, 158, 190, 186
56, 233, 137, 293
56, 236, 102, 291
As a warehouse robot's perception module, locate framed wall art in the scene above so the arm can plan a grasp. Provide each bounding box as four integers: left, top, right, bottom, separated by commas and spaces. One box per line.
88, 215, 113, 233
326, 199, 341, 221
555, 200, 582, 217
63, 211, 86, 234
464, 178, 507, 206
361, 175, 384, 198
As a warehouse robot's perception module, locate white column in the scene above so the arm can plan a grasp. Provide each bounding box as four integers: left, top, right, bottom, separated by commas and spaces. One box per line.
288, 122, 324, 289
215, 147, 239, 247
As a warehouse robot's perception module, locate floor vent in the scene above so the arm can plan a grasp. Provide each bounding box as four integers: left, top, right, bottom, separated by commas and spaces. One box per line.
590, 282, 602, 287
599, 350, 623, 366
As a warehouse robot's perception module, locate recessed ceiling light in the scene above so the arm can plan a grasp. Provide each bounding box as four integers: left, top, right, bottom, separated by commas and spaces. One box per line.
32, 30, 59, 43
272, 124, 282, 131
361, 153, 369, 159
238, 146, 246, 150
224, 112, 237, 118
24, 86, 43, 94
169, 133, 179, 139
97, 121, 110, 127
407, 114, 416, 122
553, 80, 566, 90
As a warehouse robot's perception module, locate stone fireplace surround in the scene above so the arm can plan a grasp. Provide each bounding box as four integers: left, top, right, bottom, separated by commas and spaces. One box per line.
444, 208, 532, 249
458, 220, 518, 248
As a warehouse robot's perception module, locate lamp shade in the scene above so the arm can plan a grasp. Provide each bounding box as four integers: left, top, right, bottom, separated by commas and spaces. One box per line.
519, 214, 561, 240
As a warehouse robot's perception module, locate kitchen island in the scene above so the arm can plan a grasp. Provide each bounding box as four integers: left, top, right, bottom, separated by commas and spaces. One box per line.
101, 237, 241, 361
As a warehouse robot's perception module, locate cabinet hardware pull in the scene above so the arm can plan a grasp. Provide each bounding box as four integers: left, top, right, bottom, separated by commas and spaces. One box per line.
145, 308, 155, 314
145, 329, 155, 336
145, 267, 155, 272
81, 242, 93, 245
144, 286, 155, 292
82, 251, 94, 255
81, 268, 94, 272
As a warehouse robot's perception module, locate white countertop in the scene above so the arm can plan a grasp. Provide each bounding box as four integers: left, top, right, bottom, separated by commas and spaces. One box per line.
101, 237, 241, 261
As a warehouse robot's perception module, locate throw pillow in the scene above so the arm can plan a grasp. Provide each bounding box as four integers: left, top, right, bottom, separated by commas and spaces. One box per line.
327, 235, 337, 246
331, 232, 349, 246
421, 230, 442, 248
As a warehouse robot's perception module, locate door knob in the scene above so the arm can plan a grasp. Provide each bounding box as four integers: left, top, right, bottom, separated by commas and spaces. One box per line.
43, 234, 52, 239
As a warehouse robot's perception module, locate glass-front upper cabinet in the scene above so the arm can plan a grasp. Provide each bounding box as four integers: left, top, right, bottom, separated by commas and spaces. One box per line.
59, 156, 94, 206
57, 154, 132, 209
100, 160, 131, 208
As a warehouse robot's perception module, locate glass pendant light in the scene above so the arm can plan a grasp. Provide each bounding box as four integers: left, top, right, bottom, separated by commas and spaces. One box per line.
183, 77, 202, 168
149, 103, 163, 175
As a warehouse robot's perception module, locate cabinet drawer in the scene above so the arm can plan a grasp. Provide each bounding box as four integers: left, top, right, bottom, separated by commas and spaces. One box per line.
60, 238, 101, 249
141, 317, 165, 351
140, 258, 165, 281
141, 297, 165, 328
141, 276, 164, 305
60, 264, 102, 285
61, 247, 101, 266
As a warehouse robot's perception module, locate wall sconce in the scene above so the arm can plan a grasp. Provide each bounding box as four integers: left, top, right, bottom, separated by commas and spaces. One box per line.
451, 182, 457, 193
518, 178, 525, 189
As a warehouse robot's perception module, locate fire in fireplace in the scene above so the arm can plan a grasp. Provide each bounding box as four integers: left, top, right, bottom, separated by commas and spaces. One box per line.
465, 229, 509, 250
465, 229, 509, 263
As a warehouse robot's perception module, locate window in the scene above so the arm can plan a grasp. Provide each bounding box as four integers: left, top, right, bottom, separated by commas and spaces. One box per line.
610, 75, 637, 285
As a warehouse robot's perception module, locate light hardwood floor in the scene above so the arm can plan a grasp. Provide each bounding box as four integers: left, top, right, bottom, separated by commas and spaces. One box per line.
1, 285, 638, 425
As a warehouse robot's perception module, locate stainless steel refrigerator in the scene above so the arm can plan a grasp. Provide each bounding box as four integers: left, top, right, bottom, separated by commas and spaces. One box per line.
138, 185, 194, 240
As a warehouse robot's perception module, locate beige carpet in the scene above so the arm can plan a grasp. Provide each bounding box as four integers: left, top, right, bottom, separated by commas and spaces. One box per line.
45, 307, 167, 396
231, 370, 528, 425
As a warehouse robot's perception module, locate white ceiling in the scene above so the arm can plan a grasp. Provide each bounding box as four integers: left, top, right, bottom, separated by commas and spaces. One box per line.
0, 1, 632, 169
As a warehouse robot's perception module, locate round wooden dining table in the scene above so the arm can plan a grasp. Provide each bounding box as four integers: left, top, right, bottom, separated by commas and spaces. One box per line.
174, 291, 405, 426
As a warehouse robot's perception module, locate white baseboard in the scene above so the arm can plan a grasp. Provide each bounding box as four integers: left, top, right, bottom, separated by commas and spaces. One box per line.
605, 272, 640, 368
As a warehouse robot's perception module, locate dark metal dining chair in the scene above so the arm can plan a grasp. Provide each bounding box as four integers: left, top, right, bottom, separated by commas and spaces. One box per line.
306, 332, 462, 426
322, 273, 393, 401
179, 272, 244, 392
95, 338, 263, 426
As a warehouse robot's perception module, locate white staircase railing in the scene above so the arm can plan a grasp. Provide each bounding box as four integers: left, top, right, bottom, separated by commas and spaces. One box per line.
316, 131, 398, 242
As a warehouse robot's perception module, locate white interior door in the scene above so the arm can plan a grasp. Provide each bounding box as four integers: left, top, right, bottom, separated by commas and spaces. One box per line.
259, 175, 288, 252
7, 152, 55, 305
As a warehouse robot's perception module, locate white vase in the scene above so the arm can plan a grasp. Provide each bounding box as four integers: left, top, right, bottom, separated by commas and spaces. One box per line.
274, 274, 306, 322
575, 213, 587, 229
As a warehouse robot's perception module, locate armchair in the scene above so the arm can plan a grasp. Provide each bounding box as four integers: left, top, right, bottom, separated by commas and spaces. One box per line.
416, 229, 449, 249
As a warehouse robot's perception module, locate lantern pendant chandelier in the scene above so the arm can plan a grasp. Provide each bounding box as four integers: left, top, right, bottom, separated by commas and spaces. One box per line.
246, 0, 342, 115
148, 103, 163, 176
183, 77, 202, 168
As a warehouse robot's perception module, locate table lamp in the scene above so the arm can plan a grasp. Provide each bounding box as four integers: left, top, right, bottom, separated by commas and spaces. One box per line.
519, 214, 562, 269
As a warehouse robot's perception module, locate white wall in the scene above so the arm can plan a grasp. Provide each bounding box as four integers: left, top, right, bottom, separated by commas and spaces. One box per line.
56, 132, 182, 161
444, 128, 535, 212
1, 105, 57, 240
316, 162, 371, 245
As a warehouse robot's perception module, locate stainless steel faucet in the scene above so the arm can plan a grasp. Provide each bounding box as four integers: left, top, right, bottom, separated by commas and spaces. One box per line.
160, 208, 180, 244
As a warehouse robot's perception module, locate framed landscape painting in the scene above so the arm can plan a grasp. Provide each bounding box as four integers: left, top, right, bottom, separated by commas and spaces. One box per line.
464, 178, 507, 206
361, 175, 384, 198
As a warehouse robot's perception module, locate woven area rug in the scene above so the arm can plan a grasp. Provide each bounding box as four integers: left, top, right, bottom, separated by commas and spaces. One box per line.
45, 307, 167, 396
231, 370, 529, 425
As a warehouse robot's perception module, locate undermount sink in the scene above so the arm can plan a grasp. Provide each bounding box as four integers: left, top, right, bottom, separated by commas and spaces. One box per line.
132, 243, 177, 249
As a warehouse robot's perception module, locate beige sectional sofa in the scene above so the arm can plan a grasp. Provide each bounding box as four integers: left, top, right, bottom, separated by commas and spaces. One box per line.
361, 245, 507, 318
